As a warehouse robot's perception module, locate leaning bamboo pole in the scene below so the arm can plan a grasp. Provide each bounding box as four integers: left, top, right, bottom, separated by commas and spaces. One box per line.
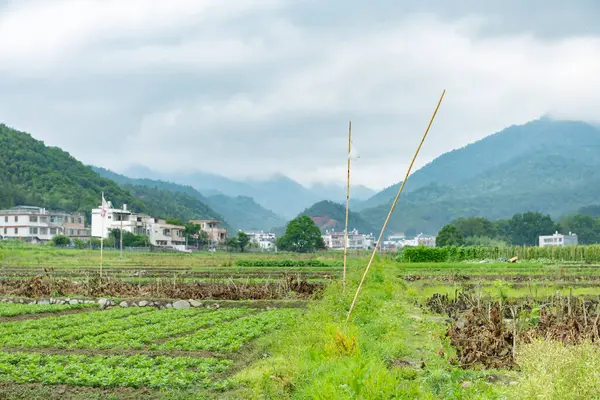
346, 89, 446, 322
343, 120, 352, 294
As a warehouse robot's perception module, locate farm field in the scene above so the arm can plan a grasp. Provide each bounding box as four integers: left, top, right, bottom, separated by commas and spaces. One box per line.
1, 244, 600, 398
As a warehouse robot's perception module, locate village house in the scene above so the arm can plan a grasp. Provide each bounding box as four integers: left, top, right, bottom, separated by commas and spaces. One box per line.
189, 219, 227, 244
0, 205, 90, 243
244, 230, 277, 250
91, 203, 185, 248
539, 231, 578, 247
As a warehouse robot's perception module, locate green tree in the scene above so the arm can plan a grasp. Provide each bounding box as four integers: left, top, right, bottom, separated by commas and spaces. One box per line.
436, 224, 464, 247
560, 214, 600, 244
235, 232, 251, 252
51, 235, 71, 246
276, 216, 325, 253
507, 212, 559, 246
453, 217, 497, 238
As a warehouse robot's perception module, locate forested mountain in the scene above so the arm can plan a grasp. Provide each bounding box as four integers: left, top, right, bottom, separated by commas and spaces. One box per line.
122, 184, 223, 224
298, 200, 377, 234
94, 167, 284, 231
359, 119, 600, 235
0, 124, 144, 213
204, 195, 286, 232
123, 166, 375, 218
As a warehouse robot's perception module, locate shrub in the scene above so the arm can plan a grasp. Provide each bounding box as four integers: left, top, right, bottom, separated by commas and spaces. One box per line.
400, 246, 449, 263
236, 260, 341, 268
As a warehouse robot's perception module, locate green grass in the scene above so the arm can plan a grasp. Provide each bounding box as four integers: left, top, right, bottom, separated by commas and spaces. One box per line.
234, 264, 511, 399
510, 341, 600, 400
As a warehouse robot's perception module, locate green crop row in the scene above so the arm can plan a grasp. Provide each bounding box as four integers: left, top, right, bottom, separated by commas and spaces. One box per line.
0, 307, 153, 337
74, 308, 253, 349
0, 302, 96, 317
0, 351, 231, 389
236, 260, 340, 268
398, 245, 600, 263
156, 308, 302, 352
0, 308, 220, 349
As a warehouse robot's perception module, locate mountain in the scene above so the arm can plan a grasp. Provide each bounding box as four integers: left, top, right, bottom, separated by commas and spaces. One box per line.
0, 124, 145, 213
121, 166, 375, 218
121, 184, 223, 223
309, 182, 376, 203
359, 118, 600, 234
204, 195, 286, 232
298, 200, 377, 234
94, 167, 284, 231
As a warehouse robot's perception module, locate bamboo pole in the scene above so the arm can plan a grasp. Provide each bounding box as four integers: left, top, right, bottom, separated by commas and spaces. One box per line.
100, 192, 104, 278
343, 120, 352, 294
346, 89, 446, 322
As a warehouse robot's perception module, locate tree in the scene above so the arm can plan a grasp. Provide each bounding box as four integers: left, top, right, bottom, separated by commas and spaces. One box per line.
51, 235, 70, 246
453, 217, 497, 238
165, 218, 184, 226
108, 229, 148, 247
560, 214, 600, 244
235, 232, 251, 252
507, 212, 559, 246
276, 216, 325, 253
436, 224, 464, 247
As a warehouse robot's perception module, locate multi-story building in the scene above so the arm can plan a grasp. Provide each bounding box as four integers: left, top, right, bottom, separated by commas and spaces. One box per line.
322, 230, 375, 250
189, 219, 227, 244
539, 231, 578, 247
245, 231, 277, 250
147, 218, 185, 247
91, 203, 185, 248
404, 233, 436, 248
0, 206, 90, 243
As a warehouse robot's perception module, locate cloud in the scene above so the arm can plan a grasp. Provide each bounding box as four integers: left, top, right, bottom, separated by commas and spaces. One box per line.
1, 0, 600, 190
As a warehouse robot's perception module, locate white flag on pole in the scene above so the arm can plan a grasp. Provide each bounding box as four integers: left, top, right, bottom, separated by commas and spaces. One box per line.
100, 193, 109, 217
348, 140, 360, 160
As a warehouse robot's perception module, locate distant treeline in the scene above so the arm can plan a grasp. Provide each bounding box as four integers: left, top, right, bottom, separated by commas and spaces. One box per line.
436, 207, 600, 247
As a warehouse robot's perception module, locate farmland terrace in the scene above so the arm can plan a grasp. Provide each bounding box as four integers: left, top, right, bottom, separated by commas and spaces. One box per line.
1, 243, 600, 398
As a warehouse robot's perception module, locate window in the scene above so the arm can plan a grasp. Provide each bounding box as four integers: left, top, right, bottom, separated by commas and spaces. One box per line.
40, 228, 48, 235
4, 216, 7, 222
14, 228, 18, 234
78, 217, 82, 224
70, 217, 74, 223
3, 228, 6, 235
14, 216, 18, 222
40, 216, 48, 223
50, 228, 57, 235
56, 216, 62, 224
29, 216, 38, 222
50, 216, 55, 223
69, 229, 74, 235
29, 227, 38, 235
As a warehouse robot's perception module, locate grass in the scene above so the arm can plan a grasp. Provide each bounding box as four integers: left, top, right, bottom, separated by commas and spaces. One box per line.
234, 264, 511, 399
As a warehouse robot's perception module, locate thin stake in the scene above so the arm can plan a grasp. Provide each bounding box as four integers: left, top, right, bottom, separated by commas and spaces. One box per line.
346, 89, 446, 322
343, 120, 352, 294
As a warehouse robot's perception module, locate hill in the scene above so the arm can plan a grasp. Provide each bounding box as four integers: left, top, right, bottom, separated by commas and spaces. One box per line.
94, 167, 284, 231
122, 166, 375, 218
359, 118, 600, 234
204, 195, 286, 232
298, 200, 377, 234
0, 124, 144, 213
121, 184, 223, 223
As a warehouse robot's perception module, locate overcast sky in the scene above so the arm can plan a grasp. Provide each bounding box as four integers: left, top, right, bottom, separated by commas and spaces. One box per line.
1, 0, 600, 190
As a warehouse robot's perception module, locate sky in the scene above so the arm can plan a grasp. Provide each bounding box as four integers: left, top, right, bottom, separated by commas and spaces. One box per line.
2, 0, 600, 190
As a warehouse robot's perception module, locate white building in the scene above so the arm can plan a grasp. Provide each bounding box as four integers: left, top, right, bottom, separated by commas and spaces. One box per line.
245, 231, 277, 250
91, 203, 185, 248
322, 229, 374, 250
0, 206, 89, 243
404, 233, 436, 248
539, 231, 578, 247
